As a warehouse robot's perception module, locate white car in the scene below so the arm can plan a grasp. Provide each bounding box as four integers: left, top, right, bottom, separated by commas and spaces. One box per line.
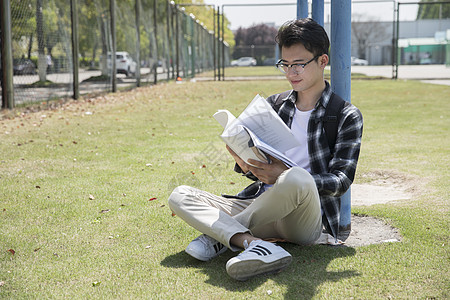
108, 51, 137, 76
231, 57, 257, 67
351, 57, 369, 66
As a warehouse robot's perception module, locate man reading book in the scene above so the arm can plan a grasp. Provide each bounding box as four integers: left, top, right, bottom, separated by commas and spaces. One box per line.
168, 18, 363, 281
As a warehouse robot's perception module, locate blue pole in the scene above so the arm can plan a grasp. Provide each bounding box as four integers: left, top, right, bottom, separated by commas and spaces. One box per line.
297, 0, 308, 19
331, 0, 352, 238
312, 0, 324, 26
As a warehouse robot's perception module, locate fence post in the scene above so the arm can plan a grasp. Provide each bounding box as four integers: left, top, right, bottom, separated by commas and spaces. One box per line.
153, 0, 158, 84
221, 6, 225, 80
216, 6, 221, 80
1, 0, 14, 109
135, 0, 141, 87
166, 0, 171, 80
213, 6, 216, 81
331, 0, 352, 239
70, 0, 79, 100
110, 0, 117, 92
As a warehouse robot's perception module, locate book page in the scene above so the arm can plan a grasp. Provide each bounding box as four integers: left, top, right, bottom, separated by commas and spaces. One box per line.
237, 95, 300, 152
220, 125, 268, 166
213, 109, 236, 129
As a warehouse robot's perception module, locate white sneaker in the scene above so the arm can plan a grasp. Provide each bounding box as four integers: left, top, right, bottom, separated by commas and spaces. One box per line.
185, 234, 227, 261
226, 240, 292, 281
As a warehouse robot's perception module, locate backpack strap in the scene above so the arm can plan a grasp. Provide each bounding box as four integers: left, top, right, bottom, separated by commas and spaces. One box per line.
321, 93, 348, 153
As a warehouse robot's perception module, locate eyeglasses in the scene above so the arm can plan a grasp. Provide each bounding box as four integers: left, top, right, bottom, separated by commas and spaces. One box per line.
276, 55, 320, 74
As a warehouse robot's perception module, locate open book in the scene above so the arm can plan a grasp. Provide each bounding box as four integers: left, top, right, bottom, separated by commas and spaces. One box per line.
213, 94, 300, 167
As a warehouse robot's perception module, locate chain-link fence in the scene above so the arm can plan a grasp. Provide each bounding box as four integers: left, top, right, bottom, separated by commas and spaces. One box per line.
1, 0, 230, 108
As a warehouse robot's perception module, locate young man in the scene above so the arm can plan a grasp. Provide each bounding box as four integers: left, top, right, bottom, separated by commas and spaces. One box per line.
168, 18, 363, 281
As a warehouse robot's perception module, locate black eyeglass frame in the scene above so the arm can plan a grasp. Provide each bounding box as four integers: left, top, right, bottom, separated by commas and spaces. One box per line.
275, 55, 321, 74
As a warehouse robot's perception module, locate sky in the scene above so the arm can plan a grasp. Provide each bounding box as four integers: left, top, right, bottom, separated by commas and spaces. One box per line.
202, 0, 420, 30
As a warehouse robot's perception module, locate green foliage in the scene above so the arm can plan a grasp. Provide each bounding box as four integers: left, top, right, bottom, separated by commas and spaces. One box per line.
174, 0, 235, 48
417, 0, 450, 19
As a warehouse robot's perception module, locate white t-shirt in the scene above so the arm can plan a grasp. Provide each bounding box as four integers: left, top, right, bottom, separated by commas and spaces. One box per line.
284, 107, 313, 172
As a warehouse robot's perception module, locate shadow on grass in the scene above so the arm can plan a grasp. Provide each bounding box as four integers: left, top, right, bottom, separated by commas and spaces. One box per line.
161, 243, 358, 298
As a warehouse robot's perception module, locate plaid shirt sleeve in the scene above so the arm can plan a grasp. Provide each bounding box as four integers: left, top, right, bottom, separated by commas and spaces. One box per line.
310, 103, 363, 197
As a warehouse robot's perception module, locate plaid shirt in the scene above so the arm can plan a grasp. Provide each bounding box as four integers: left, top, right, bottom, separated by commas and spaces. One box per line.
232, 81, 363, 239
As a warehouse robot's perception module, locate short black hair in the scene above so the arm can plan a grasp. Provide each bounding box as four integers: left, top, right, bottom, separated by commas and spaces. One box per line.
275, 18, 330, 57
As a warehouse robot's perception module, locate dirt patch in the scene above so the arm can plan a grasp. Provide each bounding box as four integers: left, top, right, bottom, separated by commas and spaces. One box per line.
342, 170, 421, 247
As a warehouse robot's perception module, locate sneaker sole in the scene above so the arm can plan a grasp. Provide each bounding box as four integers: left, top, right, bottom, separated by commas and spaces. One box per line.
226, 255, 292, 281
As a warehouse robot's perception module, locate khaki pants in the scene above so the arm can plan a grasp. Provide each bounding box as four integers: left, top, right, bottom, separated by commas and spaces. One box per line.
168, 167, 323, 251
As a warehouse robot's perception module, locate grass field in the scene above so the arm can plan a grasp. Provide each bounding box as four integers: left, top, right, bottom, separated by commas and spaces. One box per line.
0, 78, 448, 299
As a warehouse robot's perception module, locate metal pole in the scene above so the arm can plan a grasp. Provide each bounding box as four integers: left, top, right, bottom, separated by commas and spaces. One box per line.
395, 2, 400, 80
331, 0, 352, 238
70, 0, 79, 100
312, 0, 324, 26
221, 6, 225, 81
216, 6, 221, 80
167, 0, 171, 80
297, 0, 308, 19
1, 0, 14, 108
190, 14, 195, 77
392, 0, 397, 79
135, 0, 141, 87
110, 0, 117, 92
175, 5, 180, 79
153, 0, 158, 84
213, 7, 216, 81
170, 2, 175, 79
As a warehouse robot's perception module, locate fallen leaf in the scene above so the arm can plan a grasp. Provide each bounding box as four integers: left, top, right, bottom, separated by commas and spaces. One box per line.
7, 249, 15, 255
160, 204, 165, 207
36, 186, 41, 189
100, 209, 110, 213
230, 182, 235, 185
191, 171, 195, 175
34, 248, 41, 252
148, 197, 157, 201
171, 212, 176, 217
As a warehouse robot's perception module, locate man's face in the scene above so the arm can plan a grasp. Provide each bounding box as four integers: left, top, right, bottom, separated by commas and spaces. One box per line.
280, 44, 326, 93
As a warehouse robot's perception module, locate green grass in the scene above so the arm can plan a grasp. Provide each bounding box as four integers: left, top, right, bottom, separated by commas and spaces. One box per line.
0, 79, 448, 299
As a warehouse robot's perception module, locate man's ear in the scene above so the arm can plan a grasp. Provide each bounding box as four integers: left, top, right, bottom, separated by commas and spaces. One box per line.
320, 54, 329, 68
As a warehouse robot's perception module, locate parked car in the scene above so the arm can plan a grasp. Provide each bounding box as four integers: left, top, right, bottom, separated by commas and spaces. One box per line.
263, 58, 277, 66
107, 51, 137, 77
231, 57, 257, 67
351, 57, 369, 66
13, 58, 36, 75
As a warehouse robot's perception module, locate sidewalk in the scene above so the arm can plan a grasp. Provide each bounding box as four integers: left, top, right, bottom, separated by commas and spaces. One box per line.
351, 64, 450, 86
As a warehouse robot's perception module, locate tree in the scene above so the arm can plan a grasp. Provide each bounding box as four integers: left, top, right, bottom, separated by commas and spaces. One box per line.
173, 0, 234, 48
417, 0, 450, 19
232, 23, 278, 63
351, 14, 389, 60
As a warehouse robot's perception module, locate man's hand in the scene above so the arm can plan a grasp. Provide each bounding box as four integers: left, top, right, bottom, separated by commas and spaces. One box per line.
226, 145, 288, 184
226, 145, 250, 174
246, 156, 288, 184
